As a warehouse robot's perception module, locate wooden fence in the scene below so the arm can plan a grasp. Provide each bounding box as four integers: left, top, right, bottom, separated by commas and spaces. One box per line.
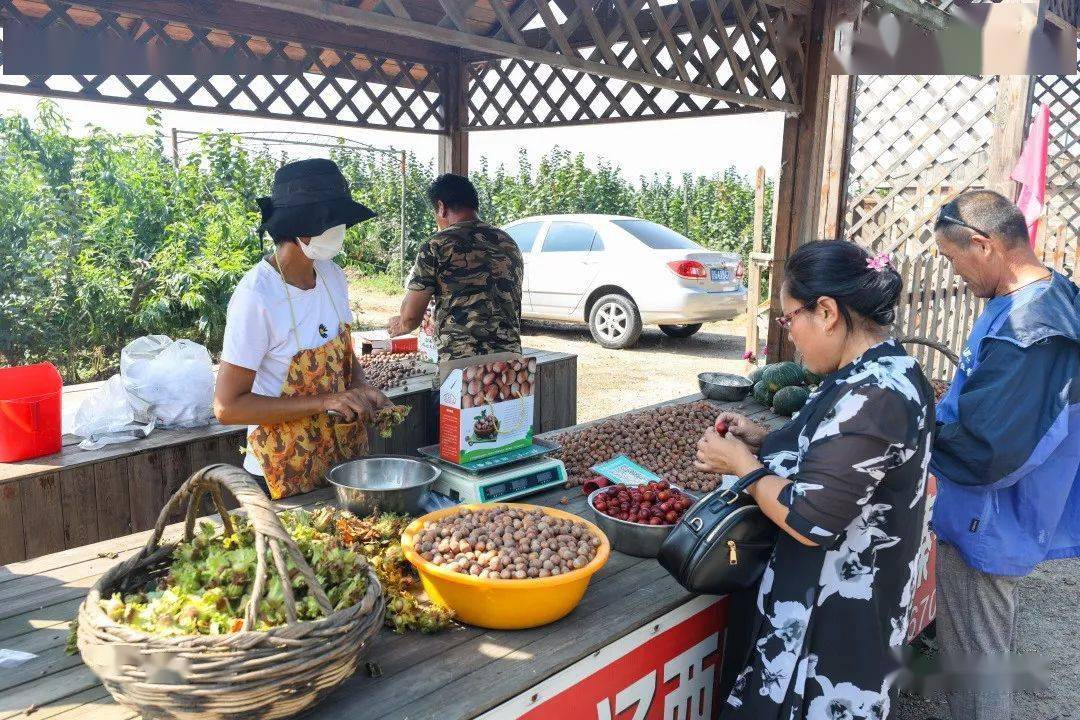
892, 244, 1077, 382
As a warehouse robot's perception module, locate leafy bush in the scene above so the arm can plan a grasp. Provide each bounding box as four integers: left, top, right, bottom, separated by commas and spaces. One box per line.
0, 101, 772, 383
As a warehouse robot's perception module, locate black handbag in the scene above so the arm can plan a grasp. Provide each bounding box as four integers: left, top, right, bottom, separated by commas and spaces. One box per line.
657, 468, 778, 594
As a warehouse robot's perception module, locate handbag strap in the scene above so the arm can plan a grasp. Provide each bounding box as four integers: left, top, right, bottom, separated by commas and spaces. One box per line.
716, 466, 773, 505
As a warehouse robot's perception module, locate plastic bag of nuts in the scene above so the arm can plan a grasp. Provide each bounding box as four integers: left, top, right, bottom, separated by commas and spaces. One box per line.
414, 507, 600, 579
554, 402, 727, 493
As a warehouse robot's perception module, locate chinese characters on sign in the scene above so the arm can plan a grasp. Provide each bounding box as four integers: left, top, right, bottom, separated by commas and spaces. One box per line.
484, 596, 727, 720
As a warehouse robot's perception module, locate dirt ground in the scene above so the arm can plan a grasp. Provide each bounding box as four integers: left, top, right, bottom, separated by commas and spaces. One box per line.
351, 282, 1080, 720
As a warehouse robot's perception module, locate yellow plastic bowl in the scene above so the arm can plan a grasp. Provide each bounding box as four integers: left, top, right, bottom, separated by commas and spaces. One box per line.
401, 503, 611, 630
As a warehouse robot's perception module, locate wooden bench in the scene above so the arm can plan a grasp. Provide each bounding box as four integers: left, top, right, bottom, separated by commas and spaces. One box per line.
0, 349, 577, 564
0, 394, 780, 720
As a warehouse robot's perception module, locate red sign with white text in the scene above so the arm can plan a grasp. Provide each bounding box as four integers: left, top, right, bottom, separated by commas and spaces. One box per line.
907, 474, 938, 641
482, 596, 729, 720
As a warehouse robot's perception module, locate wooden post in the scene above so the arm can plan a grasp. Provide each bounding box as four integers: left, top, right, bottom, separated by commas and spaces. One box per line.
986, 74, 1033, 199
817, 74, 854, 239
767, 0, 859, 363
745, 166, 766, 359
438, 58, 470, 176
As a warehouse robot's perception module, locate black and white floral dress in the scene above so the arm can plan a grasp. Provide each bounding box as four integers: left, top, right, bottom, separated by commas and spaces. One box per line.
723, 340, 935, 720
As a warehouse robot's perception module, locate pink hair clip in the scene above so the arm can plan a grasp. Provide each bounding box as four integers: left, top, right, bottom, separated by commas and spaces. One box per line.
867, 251, 892, 272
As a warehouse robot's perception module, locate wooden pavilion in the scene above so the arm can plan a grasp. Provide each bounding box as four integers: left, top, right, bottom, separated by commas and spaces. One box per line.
0, 0, 1075, 364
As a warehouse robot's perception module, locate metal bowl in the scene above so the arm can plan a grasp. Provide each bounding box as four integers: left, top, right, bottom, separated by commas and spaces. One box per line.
585, 486, 697, 558
698, 372, 753, 402
326, 455, 441, 516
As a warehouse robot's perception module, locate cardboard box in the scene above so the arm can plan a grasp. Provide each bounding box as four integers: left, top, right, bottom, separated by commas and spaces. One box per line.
355, 330, 419, 355
439, 352, 536, 464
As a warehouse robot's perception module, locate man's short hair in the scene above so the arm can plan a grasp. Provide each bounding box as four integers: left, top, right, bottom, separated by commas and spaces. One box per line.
427, 174, 479, 212
934, 189, 1029, 248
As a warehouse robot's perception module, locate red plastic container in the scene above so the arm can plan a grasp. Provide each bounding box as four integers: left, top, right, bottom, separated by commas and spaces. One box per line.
0, 363, 63, 462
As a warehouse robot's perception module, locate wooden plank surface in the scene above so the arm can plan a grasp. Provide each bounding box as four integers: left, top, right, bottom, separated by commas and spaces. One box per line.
0, 374, 748, 720
0, 482, 26, 564
20, 474, 65, 559
58, 467, 98, 550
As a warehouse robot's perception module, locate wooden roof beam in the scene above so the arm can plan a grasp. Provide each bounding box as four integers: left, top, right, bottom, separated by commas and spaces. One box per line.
43, 0, 454, 66
233, 0, 800, 111
504, 0, 791, 53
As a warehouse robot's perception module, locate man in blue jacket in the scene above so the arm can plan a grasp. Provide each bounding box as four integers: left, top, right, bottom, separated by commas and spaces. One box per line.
931, 189, 1080, 720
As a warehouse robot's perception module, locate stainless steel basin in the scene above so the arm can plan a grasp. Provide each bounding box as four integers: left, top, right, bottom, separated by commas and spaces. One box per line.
326, 455, 441, 516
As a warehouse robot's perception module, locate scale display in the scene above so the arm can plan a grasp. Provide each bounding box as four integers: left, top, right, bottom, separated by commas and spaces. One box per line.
432, 457, 568, 504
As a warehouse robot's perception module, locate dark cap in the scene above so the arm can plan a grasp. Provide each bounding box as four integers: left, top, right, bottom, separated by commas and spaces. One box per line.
257, 159, 376, 240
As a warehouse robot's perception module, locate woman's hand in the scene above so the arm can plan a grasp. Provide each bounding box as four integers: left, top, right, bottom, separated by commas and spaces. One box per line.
323, 385, 390, 422
715, 412, 769, 450
694, 427, 762, 477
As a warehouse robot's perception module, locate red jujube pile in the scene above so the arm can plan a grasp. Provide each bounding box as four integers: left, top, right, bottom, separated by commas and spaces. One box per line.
591, 481, 694, 526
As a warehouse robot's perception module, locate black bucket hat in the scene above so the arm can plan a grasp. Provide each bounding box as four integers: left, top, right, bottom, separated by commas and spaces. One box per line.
257, 159, 376, 241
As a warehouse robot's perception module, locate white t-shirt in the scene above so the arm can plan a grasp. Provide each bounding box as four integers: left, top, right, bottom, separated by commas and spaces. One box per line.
221, 258, 354, 475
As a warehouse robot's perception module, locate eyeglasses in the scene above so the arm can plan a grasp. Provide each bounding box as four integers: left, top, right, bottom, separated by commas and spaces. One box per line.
776, 302, 813, 330
937, 204, 991, 238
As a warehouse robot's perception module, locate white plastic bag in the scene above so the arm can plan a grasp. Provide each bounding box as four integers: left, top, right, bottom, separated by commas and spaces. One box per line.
121, 336, 214, 429
72, 374, 155, 450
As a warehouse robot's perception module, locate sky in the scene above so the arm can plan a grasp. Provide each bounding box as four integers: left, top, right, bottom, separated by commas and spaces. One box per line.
0, 92, 785, 182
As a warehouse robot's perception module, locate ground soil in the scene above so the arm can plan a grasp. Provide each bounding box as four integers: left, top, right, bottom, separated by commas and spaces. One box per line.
350, 282, 1080, 720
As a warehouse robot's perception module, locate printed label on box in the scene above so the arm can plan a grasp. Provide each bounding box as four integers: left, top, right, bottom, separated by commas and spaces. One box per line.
418, 300, 438, 363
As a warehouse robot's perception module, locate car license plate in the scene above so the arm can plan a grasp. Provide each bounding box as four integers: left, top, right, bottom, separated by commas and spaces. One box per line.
710, 268, 730, 282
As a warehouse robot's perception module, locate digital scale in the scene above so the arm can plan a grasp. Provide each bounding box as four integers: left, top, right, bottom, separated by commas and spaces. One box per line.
417, 439, 567, 504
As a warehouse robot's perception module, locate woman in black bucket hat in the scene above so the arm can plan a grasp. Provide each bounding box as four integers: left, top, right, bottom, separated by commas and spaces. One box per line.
213, 159, 390, 499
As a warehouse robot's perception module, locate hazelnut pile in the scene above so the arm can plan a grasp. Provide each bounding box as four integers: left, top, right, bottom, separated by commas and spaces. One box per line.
415, 507, 600, 579
555, 402, 726, 493
360, 352, 427, 391
462, 358, 536, 409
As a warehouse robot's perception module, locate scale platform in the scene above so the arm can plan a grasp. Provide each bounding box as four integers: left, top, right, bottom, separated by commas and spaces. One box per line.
417, 438, 561, 474
418, 440, 566, 504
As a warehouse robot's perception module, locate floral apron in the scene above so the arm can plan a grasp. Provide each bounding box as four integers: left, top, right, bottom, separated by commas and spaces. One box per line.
247, 263, 368, 499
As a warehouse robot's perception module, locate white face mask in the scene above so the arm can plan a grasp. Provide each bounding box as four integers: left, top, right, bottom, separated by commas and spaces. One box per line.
299, 224, 346, 260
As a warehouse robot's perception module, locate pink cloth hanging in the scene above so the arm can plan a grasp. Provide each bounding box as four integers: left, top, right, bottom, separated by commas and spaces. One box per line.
1011, 102, 1051, 249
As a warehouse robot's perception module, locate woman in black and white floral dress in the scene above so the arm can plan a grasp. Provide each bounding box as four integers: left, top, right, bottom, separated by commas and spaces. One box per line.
694, 240, 935, 720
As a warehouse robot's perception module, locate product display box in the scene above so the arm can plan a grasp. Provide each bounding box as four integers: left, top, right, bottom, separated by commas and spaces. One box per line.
439, 352, 536, 464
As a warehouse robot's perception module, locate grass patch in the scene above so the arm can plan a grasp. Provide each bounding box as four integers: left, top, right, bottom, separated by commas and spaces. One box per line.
347, 270, 405, 296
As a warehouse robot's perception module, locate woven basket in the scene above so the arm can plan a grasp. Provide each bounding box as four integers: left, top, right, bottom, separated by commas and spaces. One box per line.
77, 464, 385, 720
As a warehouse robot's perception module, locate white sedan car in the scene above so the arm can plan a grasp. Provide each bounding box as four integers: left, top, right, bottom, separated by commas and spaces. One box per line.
502, 214, 746, 349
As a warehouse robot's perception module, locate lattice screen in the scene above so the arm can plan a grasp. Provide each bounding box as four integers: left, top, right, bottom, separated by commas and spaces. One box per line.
466, 58, 758, 129
465, 0, 804, 129
1031, 51, 1079, 279
844, 74, 998, 255
0, 0, 446, 132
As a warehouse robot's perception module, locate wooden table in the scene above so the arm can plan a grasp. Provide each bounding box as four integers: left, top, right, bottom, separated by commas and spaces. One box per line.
0, 394, 782, 720
0, 349, 577, 564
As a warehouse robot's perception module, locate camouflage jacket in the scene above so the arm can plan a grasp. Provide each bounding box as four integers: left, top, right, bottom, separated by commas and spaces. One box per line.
407, 219, 523, 360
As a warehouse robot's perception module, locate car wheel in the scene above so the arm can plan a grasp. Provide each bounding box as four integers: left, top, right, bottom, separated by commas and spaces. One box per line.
659, 323, 703, 339
588, 294, 643, 349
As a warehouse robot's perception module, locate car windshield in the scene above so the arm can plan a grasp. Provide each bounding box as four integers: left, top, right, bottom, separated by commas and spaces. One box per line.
612, 219, 701, 250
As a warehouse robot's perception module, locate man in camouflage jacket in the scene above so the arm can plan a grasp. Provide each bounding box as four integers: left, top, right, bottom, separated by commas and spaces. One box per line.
388, 174, 523, 360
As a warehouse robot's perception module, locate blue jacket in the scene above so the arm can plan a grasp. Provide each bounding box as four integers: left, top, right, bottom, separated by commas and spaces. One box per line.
930, 271, 1080, 576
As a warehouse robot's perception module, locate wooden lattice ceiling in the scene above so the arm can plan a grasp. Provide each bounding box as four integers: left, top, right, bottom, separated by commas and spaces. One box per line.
0, 0, 810, 133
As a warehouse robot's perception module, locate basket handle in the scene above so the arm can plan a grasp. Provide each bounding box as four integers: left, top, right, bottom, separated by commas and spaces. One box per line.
897, 335, 960, 367
143, 464, 335, 631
